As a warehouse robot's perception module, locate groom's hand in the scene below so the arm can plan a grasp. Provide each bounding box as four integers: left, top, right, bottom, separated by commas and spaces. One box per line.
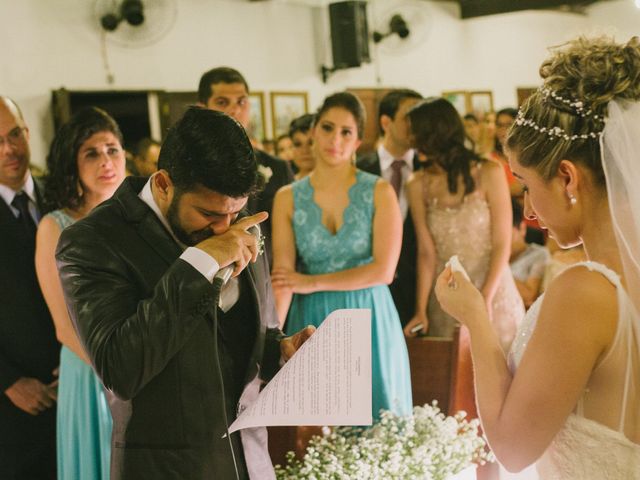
280, 325, 316, 362
196, 212, 268, 277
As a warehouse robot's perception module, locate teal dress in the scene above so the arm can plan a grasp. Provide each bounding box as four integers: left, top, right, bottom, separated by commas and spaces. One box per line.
285, 171, 413, 419
49, 210, 112, 479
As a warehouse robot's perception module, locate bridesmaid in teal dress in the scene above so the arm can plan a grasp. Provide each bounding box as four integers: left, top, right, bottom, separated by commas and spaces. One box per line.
35, 107, 126, 479
272, 92, 412, 419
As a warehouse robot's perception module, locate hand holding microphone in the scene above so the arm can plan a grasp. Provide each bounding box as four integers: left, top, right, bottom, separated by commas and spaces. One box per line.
195, 212, 268, 284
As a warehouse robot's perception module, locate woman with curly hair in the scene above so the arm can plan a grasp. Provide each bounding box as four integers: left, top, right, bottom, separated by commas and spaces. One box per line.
35, 107, 126, 479
435, 36, 640, 478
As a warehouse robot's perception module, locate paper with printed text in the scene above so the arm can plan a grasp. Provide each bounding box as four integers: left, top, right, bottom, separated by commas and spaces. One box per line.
229, 309, 372, 432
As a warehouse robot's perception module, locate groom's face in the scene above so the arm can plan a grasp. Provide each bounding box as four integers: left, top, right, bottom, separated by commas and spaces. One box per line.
166, 183, 248, 246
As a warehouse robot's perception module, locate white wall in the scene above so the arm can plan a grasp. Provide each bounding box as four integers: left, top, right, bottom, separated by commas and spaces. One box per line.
1, 0, 638, 167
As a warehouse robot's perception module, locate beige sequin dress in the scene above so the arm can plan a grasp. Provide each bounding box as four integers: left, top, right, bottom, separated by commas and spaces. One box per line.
424, 182, 524, 351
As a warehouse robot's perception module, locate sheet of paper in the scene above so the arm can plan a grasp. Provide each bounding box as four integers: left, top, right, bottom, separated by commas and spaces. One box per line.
229, 308, 372, 432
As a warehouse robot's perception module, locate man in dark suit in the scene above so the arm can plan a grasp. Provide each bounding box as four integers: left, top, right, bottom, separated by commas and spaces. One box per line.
0, 96, 59, 479
357, 89, 423, 326
197, 67, 294, 263
56, 108, 312, 480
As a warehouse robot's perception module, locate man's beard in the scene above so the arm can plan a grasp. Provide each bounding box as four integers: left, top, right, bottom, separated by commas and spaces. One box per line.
166, 195, 213, 246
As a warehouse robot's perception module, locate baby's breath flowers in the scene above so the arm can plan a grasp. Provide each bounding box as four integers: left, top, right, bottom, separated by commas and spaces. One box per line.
275, 402, 493, 480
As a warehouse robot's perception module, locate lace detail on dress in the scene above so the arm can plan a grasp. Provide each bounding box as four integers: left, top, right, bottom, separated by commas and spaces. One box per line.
47, 209, 75, 231
292, 171, 375, 275
536, 415, 640, 480
508, 260, 640, 479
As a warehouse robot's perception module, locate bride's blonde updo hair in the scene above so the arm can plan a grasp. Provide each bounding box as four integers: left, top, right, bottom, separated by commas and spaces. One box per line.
506, 36, 640, 188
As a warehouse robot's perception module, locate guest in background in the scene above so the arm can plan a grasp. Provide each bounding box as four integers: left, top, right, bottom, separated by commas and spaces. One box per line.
131, 137, 160, 177
198, 66, 294, 262
272, 91, 412, 419
288, 113, 315, 180
476, 110, 496, 156
261, 138, 276, 156
357, 88, 423, 326
0, 96, 59, 480
35, 107, 125, 480
403, 97, 524, 353
509, 198, 550, 308
463, 113, 481, 151
488, 107, 523, 197
275, 133, 294, 162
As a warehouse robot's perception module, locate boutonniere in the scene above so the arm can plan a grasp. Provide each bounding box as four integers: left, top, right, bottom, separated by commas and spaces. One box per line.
258, 164, 273, 183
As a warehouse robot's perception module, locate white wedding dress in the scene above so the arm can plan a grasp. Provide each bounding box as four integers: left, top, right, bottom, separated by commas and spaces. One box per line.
508, 261, 640, 479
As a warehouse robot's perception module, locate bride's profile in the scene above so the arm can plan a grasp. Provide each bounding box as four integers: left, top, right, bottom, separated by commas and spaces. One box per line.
434, 36, 640, 478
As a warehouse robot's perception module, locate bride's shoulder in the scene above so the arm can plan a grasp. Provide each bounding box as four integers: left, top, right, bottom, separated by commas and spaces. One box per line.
539, 263, 618, 344
546, 263, 618, 306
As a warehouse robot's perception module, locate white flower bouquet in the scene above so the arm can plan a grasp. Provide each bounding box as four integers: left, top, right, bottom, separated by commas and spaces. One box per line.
275, 403, 493, 480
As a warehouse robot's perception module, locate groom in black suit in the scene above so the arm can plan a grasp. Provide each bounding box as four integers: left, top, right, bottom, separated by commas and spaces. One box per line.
0, 97, 59, 479
357, 89, 423, 326
57, 107, 312, 480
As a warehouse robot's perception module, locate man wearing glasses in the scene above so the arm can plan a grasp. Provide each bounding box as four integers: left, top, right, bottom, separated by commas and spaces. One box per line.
0, 97, 60, 479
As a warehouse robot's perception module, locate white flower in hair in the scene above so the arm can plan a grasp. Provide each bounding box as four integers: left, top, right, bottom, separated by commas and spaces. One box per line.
257, 164, 273, 183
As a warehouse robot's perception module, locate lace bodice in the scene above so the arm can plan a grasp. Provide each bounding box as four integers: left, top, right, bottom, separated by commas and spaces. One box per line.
47, 209, 75, 230
509, 261, 640, 479
292, 171, 376, 275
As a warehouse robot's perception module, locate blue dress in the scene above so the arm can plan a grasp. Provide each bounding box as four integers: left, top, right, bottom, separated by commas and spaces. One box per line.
284, 171, 413, 419
49, 210, 112, 480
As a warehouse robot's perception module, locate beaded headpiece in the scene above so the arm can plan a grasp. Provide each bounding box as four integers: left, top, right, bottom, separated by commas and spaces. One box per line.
514, 86, 604, 141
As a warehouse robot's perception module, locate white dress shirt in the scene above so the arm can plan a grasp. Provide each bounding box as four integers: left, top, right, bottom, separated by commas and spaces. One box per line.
138, 178, 239, 312
377, 144, 414, 220
0, 173, 40, 223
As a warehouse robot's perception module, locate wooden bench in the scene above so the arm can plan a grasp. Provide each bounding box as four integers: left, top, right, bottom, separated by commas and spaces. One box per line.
405, 325, 476, 417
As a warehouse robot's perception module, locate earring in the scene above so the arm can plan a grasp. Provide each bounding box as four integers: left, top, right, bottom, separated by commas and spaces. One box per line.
569, 194, 577, 206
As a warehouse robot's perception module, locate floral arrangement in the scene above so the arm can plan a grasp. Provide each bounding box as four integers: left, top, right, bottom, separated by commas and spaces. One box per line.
275, 403, 493, 480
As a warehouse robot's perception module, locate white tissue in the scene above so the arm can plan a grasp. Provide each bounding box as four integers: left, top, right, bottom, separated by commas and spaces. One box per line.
446, 255, 470, 282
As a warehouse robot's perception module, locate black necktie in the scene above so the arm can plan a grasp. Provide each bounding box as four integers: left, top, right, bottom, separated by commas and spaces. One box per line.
11, 191, 37, 238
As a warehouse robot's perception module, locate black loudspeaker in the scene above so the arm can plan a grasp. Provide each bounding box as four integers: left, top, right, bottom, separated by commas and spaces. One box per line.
329, 1, 370, 69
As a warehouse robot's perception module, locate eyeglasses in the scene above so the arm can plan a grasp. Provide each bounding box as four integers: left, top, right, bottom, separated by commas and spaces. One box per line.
0, 127, 26, 148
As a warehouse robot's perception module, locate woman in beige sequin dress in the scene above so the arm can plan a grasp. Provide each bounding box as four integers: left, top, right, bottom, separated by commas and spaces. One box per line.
403, 98, 524, 352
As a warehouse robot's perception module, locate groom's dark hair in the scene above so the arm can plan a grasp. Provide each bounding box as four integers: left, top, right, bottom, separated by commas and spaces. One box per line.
158, 107, 262, 198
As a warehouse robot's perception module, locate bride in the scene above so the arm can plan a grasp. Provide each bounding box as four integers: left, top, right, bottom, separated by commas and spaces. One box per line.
434, 36, 640, 478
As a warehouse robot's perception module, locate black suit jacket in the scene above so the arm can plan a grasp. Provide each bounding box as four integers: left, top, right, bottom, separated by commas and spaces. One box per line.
56, 177, 283, 480
0, 178, 59, 445
357, 152, 421, 326
249, 150, 294, 264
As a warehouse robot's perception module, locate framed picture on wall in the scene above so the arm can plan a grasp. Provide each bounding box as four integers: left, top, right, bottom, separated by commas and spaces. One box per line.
248, 91, 267, 141
270, 92, 309, 139
442, 90, 495, 121
442, 90, 468, 117
469, 91, 494, 122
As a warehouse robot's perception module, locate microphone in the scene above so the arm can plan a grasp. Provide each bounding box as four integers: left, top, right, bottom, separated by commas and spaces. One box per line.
213, 224, 263, 286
